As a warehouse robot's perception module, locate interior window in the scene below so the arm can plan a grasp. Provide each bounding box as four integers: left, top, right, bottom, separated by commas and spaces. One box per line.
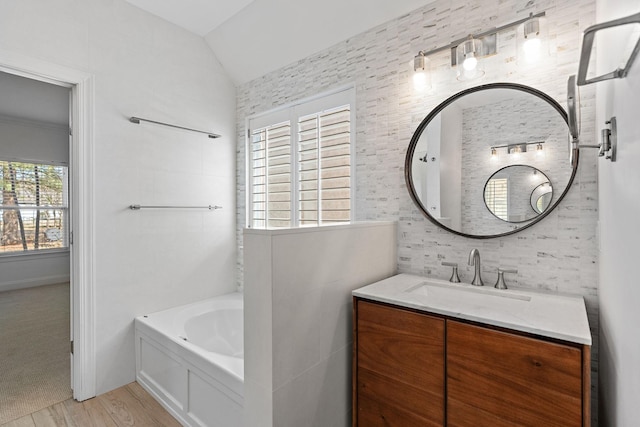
248, 89, 354, 228
0, 160, 69, 254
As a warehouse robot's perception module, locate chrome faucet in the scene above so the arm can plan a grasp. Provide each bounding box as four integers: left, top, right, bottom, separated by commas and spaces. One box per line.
468, 248, 484, 286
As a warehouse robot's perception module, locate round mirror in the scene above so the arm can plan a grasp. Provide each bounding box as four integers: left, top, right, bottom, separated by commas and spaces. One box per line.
405, 83, 578, 238
530, 181, 553, 214
483, 165, 552, 223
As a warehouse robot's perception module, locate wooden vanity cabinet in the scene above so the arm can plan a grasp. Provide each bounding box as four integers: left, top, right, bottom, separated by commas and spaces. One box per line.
353, 299, 445, 426
353, 298, 590, 427
446, 320, 587, 427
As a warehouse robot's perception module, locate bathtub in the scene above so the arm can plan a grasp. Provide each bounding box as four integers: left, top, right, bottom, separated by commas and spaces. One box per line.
134, 292, 243, 427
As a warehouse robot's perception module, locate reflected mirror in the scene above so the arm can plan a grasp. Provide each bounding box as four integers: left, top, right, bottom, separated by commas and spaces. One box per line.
406, 83, 578, 238
483, 165, 552, 222
530, 181, 553, 214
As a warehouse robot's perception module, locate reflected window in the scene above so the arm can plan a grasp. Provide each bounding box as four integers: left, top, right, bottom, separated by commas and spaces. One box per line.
484, 178, 508, 221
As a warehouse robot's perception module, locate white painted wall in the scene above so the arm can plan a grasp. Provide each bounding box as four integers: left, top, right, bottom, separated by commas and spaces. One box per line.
0, 251, 69, 292
243, 222, 397, 427
0, 116, 68, 164
595, 0, 640, 424
0, 115, 71, 291
439, 105, 462, 230
0, 0, 236, 395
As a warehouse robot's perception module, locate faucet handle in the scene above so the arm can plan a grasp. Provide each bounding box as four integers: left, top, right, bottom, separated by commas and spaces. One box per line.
495, 268, 518, 290
442, 262, 461, 283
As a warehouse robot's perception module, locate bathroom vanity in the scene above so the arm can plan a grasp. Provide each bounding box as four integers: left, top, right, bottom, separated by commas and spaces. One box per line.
352, 274, 591, 427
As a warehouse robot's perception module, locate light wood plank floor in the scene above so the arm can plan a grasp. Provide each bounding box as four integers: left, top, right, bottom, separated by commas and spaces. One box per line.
0, 382, 181, 427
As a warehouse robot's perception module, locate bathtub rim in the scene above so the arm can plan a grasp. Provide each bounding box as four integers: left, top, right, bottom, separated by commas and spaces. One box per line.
134, 291, 244, 397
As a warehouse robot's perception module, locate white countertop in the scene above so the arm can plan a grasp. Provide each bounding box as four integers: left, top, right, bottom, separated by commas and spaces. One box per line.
353, 274, 592, 345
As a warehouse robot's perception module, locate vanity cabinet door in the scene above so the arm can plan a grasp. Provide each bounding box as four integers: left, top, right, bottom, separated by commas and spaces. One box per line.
354, 300, 445, 427
446, 320, 584, 427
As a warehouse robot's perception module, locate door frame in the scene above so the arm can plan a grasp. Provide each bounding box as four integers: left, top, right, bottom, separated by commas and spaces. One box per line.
0, 50, 96, 401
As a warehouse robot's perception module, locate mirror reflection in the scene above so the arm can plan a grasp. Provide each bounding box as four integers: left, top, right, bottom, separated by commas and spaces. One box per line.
531, 181, 553, 214
407, 84, 576, 238
483, 165, 552, 222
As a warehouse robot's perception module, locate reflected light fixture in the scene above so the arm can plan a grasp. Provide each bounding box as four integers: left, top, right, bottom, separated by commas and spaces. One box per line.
530, 169, 540, 181
490, 141, 545, 155
412, 51, 431, 91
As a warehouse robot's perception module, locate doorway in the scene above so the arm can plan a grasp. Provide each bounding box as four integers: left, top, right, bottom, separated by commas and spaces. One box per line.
0, 71, 71, 423
0, 54, 96, 406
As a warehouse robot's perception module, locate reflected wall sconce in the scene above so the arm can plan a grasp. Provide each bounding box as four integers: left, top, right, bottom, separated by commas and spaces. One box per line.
490, 141, 545, 155
412, 11, 546, 87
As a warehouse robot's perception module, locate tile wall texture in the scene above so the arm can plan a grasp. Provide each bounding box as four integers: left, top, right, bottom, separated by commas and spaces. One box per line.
236, 0, 599, 422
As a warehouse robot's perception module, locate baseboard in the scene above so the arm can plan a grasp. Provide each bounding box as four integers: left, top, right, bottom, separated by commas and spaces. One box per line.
0, 275, 70, 292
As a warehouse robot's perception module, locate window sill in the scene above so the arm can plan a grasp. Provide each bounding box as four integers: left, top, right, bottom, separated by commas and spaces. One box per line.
0, 248, 70, 262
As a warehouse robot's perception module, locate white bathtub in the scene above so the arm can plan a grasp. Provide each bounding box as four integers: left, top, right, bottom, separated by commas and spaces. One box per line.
135, 292, 243, 427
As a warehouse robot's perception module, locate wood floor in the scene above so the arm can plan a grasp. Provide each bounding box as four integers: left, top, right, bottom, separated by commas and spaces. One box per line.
0, 382, 181, 427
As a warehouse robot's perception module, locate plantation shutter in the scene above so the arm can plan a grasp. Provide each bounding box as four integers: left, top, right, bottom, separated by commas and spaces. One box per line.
484, 178, 508, 220
250, 121, 292, 228
298, 105, 351, 225
248, 88, 354, 228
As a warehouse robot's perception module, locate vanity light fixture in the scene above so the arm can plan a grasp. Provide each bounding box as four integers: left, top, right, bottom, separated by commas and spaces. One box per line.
509, 144, 524, 154
520, 13, 544, 64
412, 51, 431, 91
456, 36, 485, 81
490, 141, 545, 155
412, 11, 546, 84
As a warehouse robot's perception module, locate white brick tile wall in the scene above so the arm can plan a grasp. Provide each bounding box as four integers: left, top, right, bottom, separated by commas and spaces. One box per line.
236, 0, 599, 422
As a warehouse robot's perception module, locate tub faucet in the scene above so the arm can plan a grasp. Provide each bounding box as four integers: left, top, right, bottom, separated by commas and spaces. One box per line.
468, 248, 484, 286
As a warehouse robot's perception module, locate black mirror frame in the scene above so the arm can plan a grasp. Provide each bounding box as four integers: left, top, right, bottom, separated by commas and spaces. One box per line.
405, 82, 580, 239
530, 181, 554, 214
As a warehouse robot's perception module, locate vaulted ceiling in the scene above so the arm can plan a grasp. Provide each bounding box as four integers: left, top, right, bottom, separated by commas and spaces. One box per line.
124, 0, 432, 85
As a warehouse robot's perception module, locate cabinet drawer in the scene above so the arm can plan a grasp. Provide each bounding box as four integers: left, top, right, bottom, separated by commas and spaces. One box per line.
354, 300, 445, 426
446, 320, 583, 427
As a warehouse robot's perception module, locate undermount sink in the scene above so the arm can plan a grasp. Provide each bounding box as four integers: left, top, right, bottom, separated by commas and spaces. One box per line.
404, 281, 532, 302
